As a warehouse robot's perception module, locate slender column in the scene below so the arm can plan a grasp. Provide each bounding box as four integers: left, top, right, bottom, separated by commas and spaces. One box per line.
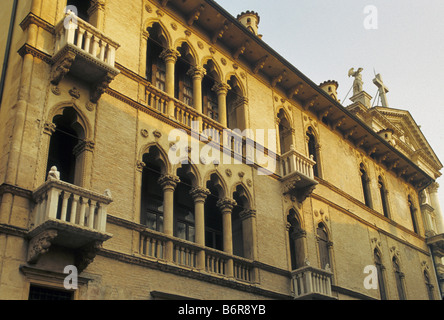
158, 174, 180, 262
212, 83, 231, 128
187, 66, 206, 132
429, 182, 444, 234
240, 209, 258, 282
88, 0, 106, 30
160, 49, 181, 118
190, 187, 210, 270
217, 198, 237, 277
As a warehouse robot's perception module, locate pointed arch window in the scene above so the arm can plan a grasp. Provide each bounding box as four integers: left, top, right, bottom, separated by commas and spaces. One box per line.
202, 60, 220, 122
146, 23, 167, 92
46, 107, 87, 186
424, 270, 435, 300
175, 43, 195, 107
288, 210, 305, 270
277, 109, 293, 155
360, 164, 372, 208
374, 249, 387, 300
174, 165, 196, 242
378, 176, 390, 218
204, 175, 224, 251
306, 128, 320, 178
316, 223, 331, 270
408, 196, 419, 234
393, 257, 406, 300
140, 148, 165, 232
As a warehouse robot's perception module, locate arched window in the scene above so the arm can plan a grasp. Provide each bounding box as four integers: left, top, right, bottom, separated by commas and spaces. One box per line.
175, 43, 194, 107
378, 176, 390, 218
374, 249, 387, 300
202, 60, 220, 122
306, 128, 320, 178
408, 196, 419, 234
316, 223, 331, 270
67, 0, 90, 21
146, 23, 167, 91
47, 107, 86, 185
360, 164, 372, 208
424, 270, 435, 300
140, 147, 166, 232
226, 76, 246, 131
277, 109, 292, 155
288, 209, 305, 270
393, 257, 406, 300
204, 174, 224, 251
174, 164, 196, 242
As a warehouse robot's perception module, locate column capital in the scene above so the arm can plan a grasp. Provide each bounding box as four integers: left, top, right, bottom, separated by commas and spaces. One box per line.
239, 209, 257, 220
428, 182, 440, 194
158, 174, 180, 190
217, 198, 237, 213
160, 48, 181, 63
212, 82, 231, 95
187, 66, 207, 79
43, 122, 56, 135
190, 187, 211, 202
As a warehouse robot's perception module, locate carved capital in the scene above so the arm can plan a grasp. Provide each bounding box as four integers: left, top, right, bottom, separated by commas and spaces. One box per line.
43, 122, 56, 135
216, 198, 237, 213
159, 48, 181, 63
136, 160, 146, 172
189, 187, 211, 202
158, 175, 180, 191
212, 82, 231, 95
239, 209, 257, 221
187, 66, 206, 80
27, 229, 58, 264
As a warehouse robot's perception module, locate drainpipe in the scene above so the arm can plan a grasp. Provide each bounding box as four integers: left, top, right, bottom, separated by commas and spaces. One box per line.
0, 0, 19, 108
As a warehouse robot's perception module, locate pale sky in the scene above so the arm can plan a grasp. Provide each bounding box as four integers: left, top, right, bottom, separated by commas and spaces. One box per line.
216, 0, 444, 213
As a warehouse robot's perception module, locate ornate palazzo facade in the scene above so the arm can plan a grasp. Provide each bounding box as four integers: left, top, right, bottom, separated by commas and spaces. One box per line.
0, 0, 443, 300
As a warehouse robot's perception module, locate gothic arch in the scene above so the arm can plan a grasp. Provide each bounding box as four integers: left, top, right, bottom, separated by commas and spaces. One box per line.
139, 142, 171, 175
143, 19, 172, 49
203, 170, 228, 199
286, 206, 304, 230
173, 38, 199, 65
47, 101, 91, 141
230, 182, 253, 210
201, 56, 223, 83
225, 73, 246, 96
173, 160, 201, 188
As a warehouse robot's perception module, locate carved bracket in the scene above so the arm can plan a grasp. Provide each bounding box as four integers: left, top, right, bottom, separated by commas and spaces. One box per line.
50, 51, 76, 86
90, 72, 115, 103
27, 229, 58, 264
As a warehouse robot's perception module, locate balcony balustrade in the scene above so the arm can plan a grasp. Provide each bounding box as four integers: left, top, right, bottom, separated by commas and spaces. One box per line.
138, 228, 255, 283
27, 171, 112, 270
51, 12, 120, 103
291, 265, 335, 300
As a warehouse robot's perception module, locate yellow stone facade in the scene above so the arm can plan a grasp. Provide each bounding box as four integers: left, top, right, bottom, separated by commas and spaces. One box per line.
0, 0, 443, 300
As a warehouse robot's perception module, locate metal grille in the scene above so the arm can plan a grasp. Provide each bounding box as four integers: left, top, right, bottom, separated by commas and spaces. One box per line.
28, 286, 73, 300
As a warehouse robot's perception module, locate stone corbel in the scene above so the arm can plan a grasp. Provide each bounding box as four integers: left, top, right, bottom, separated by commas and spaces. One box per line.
187, 5, 205, 26
303, 95, 318, 111
50, 51, 76, 86
233, 40, 249, 60
212, 21, 229, 44
253, 55, 268, 74
283, 176, 317, 203
90, 72, 115, 103
288, 83, 304, 100
344, 126, 357, 139
75, 241, 103, 273
331, 116, 346, 130
271, 71, 286, 88
27, 229, 58, 264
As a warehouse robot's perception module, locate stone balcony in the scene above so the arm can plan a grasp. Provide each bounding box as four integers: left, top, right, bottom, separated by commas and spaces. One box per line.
280, 147, 318, 203
50, 12, 120, 103
291, 265, 336, 300
27, 171, 112, 272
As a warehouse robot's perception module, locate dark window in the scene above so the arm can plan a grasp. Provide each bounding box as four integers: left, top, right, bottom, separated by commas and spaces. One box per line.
307, 130, 319, 178
317, 223, 330, 270
204, 178, 223, 251
288, 210, 304, 270
393, 258, 406, 300
28, 285, 73, 300
374, 250, 387, 300
409, 198, 419, 234
360, 166, 372, 208
378, 177, 390, 218
66, 0, 90, 21
146, 24, 166, 92
174, 173, 195, 242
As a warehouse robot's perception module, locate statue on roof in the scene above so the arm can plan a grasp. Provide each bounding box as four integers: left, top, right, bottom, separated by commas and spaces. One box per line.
348, 67, 364, 96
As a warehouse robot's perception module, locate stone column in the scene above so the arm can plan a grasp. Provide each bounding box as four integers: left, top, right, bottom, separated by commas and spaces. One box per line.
88, 0, 106, 30
217, 198, 237, 277
160, 49, 181, 118
190, 187, 210, 270
212, 83, 231, 128
187, 66, 206, 132
158, 174, 180, 262
429, 182, 444, 234
73, 140, 95, 188
240, 209, 259, 283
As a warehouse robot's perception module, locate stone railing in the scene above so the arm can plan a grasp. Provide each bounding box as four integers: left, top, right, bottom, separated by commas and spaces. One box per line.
54, 12, 119, 68
32, 178, 112, 233
281, 148, 316, 179
291, 266, 333, 299
138, 228, 255, 283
